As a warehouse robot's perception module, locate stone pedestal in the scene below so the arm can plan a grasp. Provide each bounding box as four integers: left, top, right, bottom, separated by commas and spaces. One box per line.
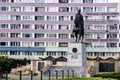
67, 42, 87, 77
45, 42, 87, 77
67, 42, 86, 67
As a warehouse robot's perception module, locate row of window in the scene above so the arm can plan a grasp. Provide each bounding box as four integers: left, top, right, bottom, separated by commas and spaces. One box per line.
0, 24, 69, 29
85, 34, 117, 39
1, 0, 107, 3
0, 6, 117, 13
0, 51, 119, 57
0, 15, 118, 22
0, 24, 118, 30
0, 51, 66, 56
0, 32, 118, 39
86, 42, 119, 48
87, 52, 118, 57
0, 42, 68, 47
0, 41, 119, 48
85, 24, 118, 30
0, 33, 69, 38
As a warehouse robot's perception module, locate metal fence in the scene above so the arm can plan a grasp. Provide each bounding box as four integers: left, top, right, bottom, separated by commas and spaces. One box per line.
1, 70, 75, 80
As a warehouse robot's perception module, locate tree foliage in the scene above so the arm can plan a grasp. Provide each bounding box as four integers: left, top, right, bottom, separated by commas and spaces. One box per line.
0, 56, 13, 78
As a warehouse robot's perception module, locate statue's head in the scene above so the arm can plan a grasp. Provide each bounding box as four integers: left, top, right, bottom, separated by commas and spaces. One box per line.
78, 8, 81, 13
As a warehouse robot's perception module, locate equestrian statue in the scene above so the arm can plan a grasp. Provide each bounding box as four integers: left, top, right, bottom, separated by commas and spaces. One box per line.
71, 9, 84, 42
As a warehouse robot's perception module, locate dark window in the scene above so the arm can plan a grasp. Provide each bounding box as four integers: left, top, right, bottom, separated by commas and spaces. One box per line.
83, 0, 93, 3
99, 63, 115, 72
59, 0, 68, 3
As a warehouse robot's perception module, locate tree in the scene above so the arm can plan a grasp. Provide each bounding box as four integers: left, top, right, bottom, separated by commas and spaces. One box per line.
0, 56, 13, 78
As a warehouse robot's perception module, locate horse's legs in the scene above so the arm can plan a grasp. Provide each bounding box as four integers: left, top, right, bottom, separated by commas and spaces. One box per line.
78, 31, 81, 42
81, 30, 84, 42
75, 32, 78, 42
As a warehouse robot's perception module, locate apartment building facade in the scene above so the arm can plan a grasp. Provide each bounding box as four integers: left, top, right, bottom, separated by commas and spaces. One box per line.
0, 0, 120, 60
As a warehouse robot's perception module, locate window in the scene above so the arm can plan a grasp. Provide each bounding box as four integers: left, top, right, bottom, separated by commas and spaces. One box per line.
59, 25, 69, 29
23, 24, 32, 29
34, 42, 44, 47
0, 24, 8, 28
34, 33, 44, 38
46, 42, 56, 47
11, 0, 21, 3
59, 42, 68, 47
35, 0, 44, 3
107, 43, 117, 48
21, 0, 34, 3
21, 42, 32, 47
22, 33, 32, 38
58, 52, 66, 56
11, 7, 21, 12
85, 25, 93, 30
47, 52, 56, 56
83, 0, 93, 3
107, 7, 117, 12
94, 0, 106, 3
107, 16, 118, 21
59, 0, 68, 3
83, 7, 93, 12
94, 34, 105, 39
59, 16, 69, 21
59, 34, 68, 38
71, 7, 78, 12
85, 34, 92, 39
1, 7, 8, 11
47, 7, 58, 12
0, 33, 8, 37
46, 25, 57, 29
23, 6, 33, 12
93, 42, 105, 48
10, 24, 21, 29
95, 7, 105, 12
86, 43, 92, 47
71, 0, 81, 3
10, 51, 20, 55
35, 7, 45, 12
0, 51, 7, 55
107, 24, 117, 30
11, 15, 21, 20
0, 0, 8, 2
0, 42, 8, 46
0, 15, 9, 20
107, 34, 117, 39
35, 16, 44, 20
85, 16, 93, 21
34, 24, 44, 29
94, 16, 105, 21
45, 0, 57, 3
46, 34, 56, 38
59, 7, 69, 12
10, 33, 21, 38
94, 25, 106, 30
34, 51, 44, 56
22, 15, 33, 20
10, 42, 20, 46
47, 16, 57, 21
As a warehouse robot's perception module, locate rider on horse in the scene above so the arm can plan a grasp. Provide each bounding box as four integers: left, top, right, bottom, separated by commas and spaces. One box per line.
72, 8, 84, 42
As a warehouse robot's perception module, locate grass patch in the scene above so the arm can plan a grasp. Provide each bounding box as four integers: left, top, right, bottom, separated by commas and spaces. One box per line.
58, 77, 117, 80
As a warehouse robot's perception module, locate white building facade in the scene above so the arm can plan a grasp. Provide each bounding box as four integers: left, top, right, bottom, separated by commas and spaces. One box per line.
0, 0, 120, 60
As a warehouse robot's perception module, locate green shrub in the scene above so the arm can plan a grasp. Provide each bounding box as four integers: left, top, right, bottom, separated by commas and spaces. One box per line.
33, 73, 38, 76
94, 72, 120, 79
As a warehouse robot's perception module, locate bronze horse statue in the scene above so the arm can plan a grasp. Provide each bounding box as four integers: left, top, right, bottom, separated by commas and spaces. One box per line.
71, 9, 84, 42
